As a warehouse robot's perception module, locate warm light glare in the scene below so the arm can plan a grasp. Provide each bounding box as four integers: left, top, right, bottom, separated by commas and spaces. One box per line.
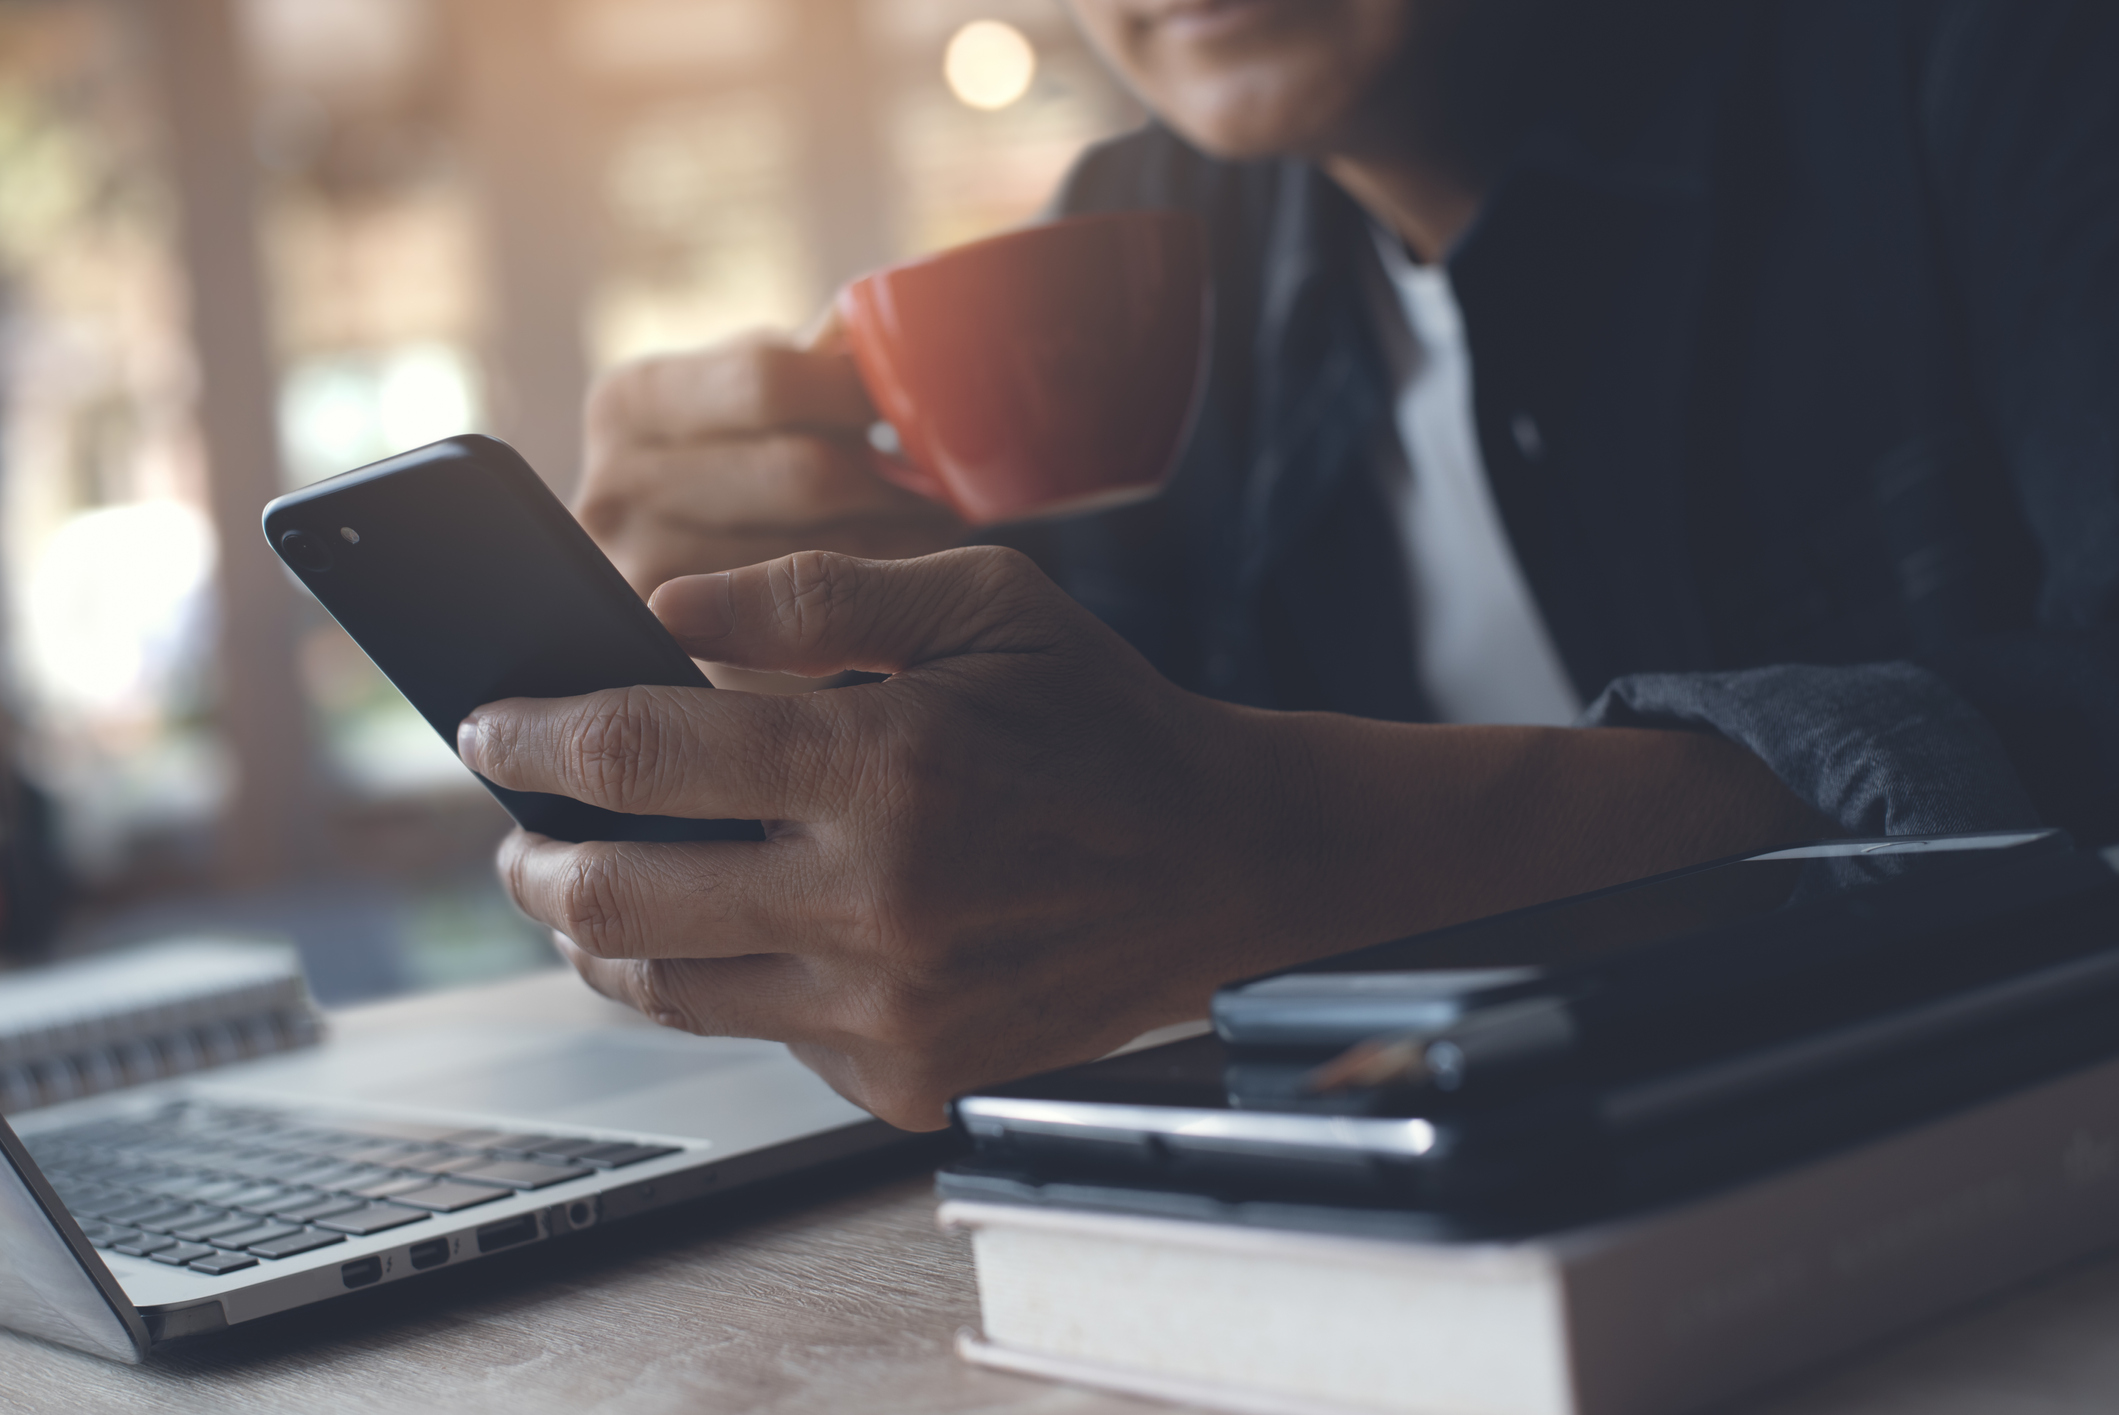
944, 20, 1036, 111
22, 501, 216, 714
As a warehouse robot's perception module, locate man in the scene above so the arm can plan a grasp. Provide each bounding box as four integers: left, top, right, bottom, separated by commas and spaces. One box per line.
457, 0, 2117, 1129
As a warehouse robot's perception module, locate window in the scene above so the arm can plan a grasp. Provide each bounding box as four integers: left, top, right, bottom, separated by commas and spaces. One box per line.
0, 0, 1136, 995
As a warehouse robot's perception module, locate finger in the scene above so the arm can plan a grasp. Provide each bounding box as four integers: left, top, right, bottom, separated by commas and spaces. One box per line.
461, 684, 843, 821
557, 936, 821, 1042
498, 829, 824, 962
586, 336, 874, 451
647, 545, 1080, 677
581, 435, 942, 534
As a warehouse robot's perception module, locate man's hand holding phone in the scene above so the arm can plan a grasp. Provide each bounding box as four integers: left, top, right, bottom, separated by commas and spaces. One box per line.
460, 547, 1824, 1132
459, 547, 1290, 1131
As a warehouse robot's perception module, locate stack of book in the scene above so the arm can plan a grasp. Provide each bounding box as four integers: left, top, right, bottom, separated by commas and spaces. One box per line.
942, 1056, 2119, 1415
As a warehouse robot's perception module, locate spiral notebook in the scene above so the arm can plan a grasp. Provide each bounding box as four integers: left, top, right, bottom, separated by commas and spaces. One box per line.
0, 940, 322, 1114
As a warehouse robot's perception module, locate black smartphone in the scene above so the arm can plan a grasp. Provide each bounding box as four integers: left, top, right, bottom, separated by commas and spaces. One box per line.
261, 434, 760, 844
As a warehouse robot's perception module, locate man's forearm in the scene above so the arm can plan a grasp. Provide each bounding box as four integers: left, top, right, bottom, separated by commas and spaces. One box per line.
1222, 712, 1832, 978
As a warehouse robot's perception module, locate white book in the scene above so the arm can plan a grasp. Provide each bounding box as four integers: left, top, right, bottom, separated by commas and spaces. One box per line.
943, 1051, 2119, 1415
0, 939, 321, 1113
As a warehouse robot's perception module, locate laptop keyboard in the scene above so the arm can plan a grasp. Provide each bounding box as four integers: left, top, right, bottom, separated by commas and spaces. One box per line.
21, 1102, 677, 1278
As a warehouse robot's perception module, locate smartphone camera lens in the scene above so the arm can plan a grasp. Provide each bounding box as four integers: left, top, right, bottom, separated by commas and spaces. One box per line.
278, 530, 332, 573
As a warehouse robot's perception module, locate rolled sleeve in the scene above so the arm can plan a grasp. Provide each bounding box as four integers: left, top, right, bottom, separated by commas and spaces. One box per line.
1579, 662, 2043, 837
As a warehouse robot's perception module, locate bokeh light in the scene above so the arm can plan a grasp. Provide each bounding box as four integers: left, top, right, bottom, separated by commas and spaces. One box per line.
943, 20, 1036, 112
21, 500, 215, 716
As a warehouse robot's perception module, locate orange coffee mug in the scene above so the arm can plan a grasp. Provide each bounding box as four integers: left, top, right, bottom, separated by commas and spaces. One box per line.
837, 210, 1211, 526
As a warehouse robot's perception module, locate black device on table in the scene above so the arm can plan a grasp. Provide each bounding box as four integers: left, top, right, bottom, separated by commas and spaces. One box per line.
262, 434, 758, 844
947, 831, 2119, 1228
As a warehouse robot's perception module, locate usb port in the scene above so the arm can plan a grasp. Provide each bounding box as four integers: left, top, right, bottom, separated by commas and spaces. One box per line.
408, 1238, 449, 1270
476, 1214, 539, 1253
340, 1257, 382, 1289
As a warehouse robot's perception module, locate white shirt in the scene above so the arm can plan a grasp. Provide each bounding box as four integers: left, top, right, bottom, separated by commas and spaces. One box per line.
1366, 226, 1583, 727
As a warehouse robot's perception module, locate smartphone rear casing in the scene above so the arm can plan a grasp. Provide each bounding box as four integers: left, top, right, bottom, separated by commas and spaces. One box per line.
262, 435, 761, 843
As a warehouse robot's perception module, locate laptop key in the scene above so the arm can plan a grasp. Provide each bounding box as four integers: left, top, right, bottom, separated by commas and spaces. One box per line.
99, 1198, 193, 1227
247, 1230, 347, 1259
187, 1252, 259, 1276
272, 1194, 368, 1223
410, 1152, 493, 1176
350, 1173, 436, 1200
150, 1242, 219, 1267
299, 1163, 386, 1191
314, 1203, 428, 1236
169, 1212, 260, 1243
135, 1174, 230, 1202
113, 1201, 199, 1231
213, 1222, 304, 1249
431, 1129, 515, 1149
112, 1233, 178, 1257
445, 1160, 593, 1190
64, 1188, 135, 1220
522, 1138, 606, 1161
148, 1204, 243, 1234
91, 1227, 142, 1250
241, 1156, 350, 1185
575, 1144, 681, 1169
226, 1185, 306, 1214
175, 1179, 254, 1205
462, 1133, 564, 1157
384, 1181, 510, 1213
332, 1141, 427, 1168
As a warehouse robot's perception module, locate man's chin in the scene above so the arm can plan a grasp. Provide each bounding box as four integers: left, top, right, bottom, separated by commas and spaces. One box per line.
1153, 70, 1354, 160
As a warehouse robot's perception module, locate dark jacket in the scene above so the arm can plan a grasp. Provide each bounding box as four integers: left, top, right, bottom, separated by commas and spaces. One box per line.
1010, 0, 2119, 843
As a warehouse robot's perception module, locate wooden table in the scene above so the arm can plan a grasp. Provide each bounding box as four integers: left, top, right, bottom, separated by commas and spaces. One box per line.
7, 971, 2119, 1414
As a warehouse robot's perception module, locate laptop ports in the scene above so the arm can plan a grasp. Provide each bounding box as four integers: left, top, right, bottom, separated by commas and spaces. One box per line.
476, 1214, 539, 1253
408, 1239, 450, 1271
340, 1257, 383, 1289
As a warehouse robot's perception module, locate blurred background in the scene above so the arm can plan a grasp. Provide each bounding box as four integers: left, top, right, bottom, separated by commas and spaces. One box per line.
0, 0, 1139, 1002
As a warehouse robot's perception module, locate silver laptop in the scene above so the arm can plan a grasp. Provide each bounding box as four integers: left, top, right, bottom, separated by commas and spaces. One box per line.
1, 1015, 903, 1361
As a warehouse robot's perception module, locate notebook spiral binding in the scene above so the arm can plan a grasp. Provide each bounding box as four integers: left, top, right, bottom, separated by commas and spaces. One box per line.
0, 940, 325, 1114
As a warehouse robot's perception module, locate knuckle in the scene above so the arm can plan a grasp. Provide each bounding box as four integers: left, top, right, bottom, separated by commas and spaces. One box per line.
553, 847, 634, 959
562, 688, 662, 811
963, 543, 1047, 607
947, 544, 1066, 647
772, 549, 858, 654
630, 960, 699, 1032
959, 543, 1036, 580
